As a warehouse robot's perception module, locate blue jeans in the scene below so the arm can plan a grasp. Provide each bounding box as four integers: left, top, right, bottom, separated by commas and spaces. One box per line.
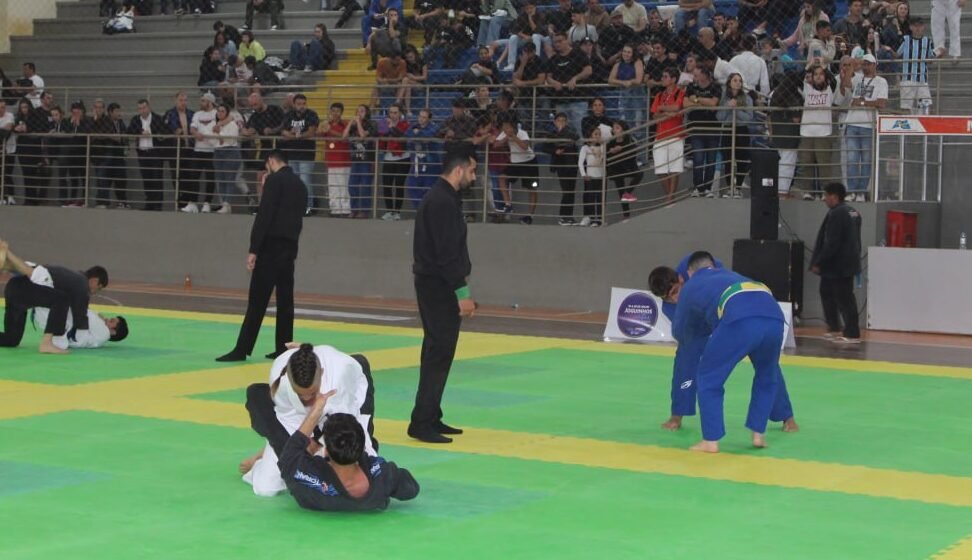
555, 101, 587, 141
845, 125, 872, 194
290, 159, 315, 208
674, 8, 714, 34
349, 160, 374, 211
406, 160, 439, 208
690, 133, 721, 192
213, 147, 241, 202
503, 34, 543, 69
619, 89, 647, 142
477, 16, 509, 47
289, 40, 326, 70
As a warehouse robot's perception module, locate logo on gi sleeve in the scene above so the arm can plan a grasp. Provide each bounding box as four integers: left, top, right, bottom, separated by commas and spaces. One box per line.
617, 292, 659, 338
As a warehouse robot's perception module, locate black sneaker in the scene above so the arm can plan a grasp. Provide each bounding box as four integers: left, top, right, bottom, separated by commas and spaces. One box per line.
519, 215, 533, 225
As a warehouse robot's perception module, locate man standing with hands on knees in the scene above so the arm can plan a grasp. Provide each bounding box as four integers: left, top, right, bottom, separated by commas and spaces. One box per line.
408, 146, 478, 444
217, 150, 307, 362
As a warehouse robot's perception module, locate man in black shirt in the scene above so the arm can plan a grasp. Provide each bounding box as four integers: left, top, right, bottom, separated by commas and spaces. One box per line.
810, 182, 863, 344
546, 33, 593, 140
217, 150, 307, 362
19, 91, 54, 205
279, 94, 319, 214
600, 12, 635, 65
409, 147, 478, 444
242, 92, 285, 174
512, 42, 547, 98
246, 385, 419, 512
684, 64, 721, 195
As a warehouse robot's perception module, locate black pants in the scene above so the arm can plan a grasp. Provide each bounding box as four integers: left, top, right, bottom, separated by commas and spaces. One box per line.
137, 149, 166, 211
184, 151, 215, 205
0, 276, 70, 347
232, 237, 297, 356
245, 354, 377, 453
245, 0, 281, 27
723, 132, 751, 189
174, 146, 195, 205
2, 152, 16, 200
556, 169, 576, 218
583, 178, 602, 218
820, 276, 860, 338
611, 176, 633, 218
382, 159, 410, 211
410, 274, 462, 431
58, 150, 86, 203
18, 148, 47, 205
95, 154, 128, 205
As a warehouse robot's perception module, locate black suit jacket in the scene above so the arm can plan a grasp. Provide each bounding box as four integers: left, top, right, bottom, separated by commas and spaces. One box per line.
127, 112, 172, 149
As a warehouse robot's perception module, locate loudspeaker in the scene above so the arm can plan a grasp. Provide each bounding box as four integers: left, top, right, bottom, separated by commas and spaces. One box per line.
749, 149, 780, 241
732, 239, 804, 317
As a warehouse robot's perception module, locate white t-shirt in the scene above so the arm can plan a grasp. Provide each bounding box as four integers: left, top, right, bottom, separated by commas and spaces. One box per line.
138, 114, 154, 150
191, 109, 218, 152
729, 51, 770, 98
25, 75, 44, 108
0, 112, 15, 154
496, 128, 534, 162
612, 2, 647, 29
801, 82, 835, 137
845, 74, 888, 129
217, 120, 240, 148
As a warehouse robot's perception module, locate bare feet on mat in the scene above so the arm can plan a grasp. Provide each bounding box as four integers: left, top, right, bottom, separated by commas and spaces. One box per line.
661, 415, 683, 431
690, 440, 719, 453
38, 334, 68, 355
752, 432, 767, 448
239, 450, 264, 474
782, 417, 800, 432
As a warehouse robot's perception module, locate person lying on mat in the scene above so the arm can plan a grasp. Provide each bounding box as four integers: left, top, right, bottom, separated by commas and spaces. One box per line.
33, 306, 128, 350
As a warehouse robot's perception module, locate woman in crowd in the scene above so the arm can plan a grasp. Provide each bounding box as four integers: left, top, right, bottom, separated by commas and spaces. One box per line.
344, 104, 379, 218
213, 103, 242, 214
716, 72, 754, 197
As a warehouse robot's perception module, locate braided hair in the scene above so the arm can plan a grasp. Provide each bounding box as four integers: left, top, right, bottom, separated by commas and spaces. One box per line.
287, 343, 321, 388
322, 413, 365, 466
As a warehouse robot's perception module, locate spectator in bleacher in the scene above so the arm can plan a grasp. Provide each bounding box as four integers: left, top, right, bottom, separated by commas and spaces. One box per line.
866, 0, 895, 27
91, 100, 128, 209
362, 0, 404, 48
784, 0, 831, 58
804, 20, 837, 71
730, 35, 771, 101
675, 0, 714, 35
511, 42, 547, 99
319, 103, 352, 216
470, 112, 509, 217
651, 67, 686, 203
497, 115, 539, 224
378, 103, 410, 220
795, 64, 837, 199
600, 12, 636, 65
441, 97, 478, 148
164, 92, 194, 207
59, 102, 92, 207
240, 92, 283, 194
16, 95, 54, 205
546, 33, 594, 137
581, 97, 613, 142
738, 0, 769, 34
844, 53, 886, 200
834, 0, 871, 51
181, 93, 219, 213
461, 46, 499, 85
0, 102, 16, 205
242, 0, 283, 31
239, 31, 267, 63
684, 65, 721, 196
579, 37, 611, 83
212, 104, 242, 214
0, 67, 15, 106
768, 71, 804, 198
199, 47, 226, 89
492, 0, 544, 72
577, 123, 605, 226
931, 0, 964, 61
103, 2, 136, 35
609, 44, 646, 139
366, 7, 405, 70
679, 52, 698, 86
372, 51, 406, 107
606, 120, 639, 215
214, 21, 243, 48
43, 106, 67, 204
542, 112, 579, 225
469, 85, 493, 119
641, 9, 674, 47
288, 23, 336, 73
568, 5, 599, 45
612, 0, 647, 33
432, 16, 476, 69
478, 0, 518, 47
696, 26, 733, 64
343, 104, 378, 218
879, 1, 911, 53
128, 98, 170, 211
719, 16, 745, 56
405, 108, 441, 207
397, 45, 428, 116
214, 31, 239, 63
13, 63, 45, 109
279, 94, 320, 214
408, 0, 445, 47
644, 39, 671, 99
715, 72, 753, 195
897, 17, 940, 113
245, 55, 282, 92
587, 0, 611, 31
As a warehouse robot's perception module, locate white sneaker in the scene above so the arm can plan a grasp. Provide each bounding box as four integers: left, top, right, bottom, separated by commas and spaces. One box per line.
180, 202, 200, 213
690, 190, 701, 198
304, 66, 313, 72
802, 193, 815, 201
579, 216, 592, 227
217, 203, 231, 214
3, 196, 14, 205
704, 191, 716, 198
391, 211, 401, 221
270, 25, 279, 30
502, 65, 515, 72
381, 211, 396, 221
201, 203, 212, 213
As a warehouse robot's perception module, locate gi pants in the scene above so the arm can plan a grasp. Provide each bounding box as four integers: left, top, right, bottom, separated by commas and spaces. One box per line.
0, 276, 70, 347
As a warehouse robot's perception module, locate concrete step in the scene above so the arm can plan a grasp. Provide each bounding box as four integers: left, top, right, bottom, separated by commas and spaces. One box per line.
56, 0, 325, 19
37, 10, 363, 36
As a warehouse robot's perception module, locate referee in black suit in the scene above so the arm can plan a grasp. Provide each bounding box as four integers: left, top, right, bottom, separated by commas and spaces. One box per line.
217, 150, 307, 362
407, 146, 478, 444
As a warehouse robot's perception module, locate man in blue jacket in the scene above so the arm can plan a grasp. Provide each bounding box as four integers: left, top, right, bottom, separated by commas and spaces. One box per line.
671, 251, 796, 453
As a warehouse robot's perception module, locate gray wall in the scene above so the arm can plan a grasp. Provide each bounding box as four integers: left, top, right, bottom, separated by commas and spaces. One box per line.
0, 200, 942, 323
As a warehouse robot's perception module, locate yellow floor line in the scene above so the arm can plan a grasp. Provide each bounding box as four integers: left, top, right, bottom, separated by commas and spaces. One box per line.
929, 535, 972, 559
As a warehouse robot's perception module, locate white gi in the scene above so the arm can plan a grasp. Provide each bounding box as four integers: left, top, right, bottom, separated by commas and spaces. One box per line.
242, 345, 376, 496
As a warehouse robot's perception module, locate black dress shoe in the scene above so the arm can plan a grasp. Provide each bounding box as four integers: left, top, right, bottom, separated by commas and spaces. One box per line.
435, 422, 463, 435
215, 350, 247, 362
407, 428, 453, 444
265, 350, 285, 359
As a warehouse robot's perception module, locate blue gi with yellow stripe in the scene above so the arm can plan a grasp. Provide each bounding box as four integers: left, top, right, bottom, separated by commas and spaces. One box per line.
673, 267, 794, 441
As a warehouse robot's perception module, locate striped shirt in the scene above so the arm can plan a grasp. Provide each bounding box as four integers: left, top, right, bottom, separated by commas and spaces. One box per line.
897, 35, 937, 83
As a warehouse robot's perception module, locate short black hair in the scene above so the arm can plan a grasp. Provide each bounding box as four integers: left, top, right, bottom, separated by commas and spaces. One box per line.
322, 413, 365, 466
816, 20, 831, 31
687, 251, 715, 272
244, 55, 257, 65
293, 93, 307, 103
649, 266, 679, 298
109, 316, 129, 342
441, 145, 476, 175
266, 149, 289, 165
330, 102, 344, 111
212, 20, 224, 31
24, 62, 36, 72
86, 266, 109, 288
137, 98, 149, 106
742, 34, 757, 51
824, 182, 847, 200
107, 102, 121, 112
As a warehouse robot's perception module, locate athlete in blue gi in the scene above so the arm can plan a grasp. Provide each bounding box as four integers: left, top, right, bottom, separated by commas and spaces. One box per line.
667, 251, 797, 452
405, 109, 441, 207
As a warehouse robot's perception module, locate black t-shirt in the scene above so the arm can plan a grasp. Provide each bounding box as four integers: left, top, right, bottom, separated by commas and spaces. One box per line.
599, 25, 635, 60
246, 105, 285, 160
414, 0, 441, 15
546, 49, 591, 99
349, 120, 377, 163
685, 81, 722, 125
586, 55, 612, 85
544, 7, 572, 34
510, 11, 543, 36
279, 109, 320, 161
643, 56, 669, 96
517, 56, 545, 82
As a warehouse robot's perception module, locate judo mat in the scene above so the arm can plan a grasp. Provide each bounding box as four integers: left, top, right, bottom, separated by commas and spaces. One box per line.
0, 304, 970, 560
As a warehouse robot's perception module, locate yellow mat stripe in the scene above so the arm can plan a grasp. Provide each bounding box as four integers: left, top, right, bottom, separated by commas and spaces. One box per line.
929, 535, 972, 560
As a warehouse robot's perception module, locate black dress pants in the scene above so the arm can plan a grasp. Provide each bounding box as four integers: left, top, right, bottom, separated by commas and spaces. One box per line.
820, 275, 860, 338
232, 237, 297, 356
409, 274, 462, 431
0, 276, 70, 347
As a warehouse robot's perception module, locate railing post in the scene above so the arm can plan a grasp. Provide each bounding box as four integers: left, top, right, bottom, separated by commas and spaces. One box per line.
372, 135, 380, 219
482, 142, 490, 223
921, 135, 928, 201
530, 86, 537, 139
0, 139, 6, 203
897, 134, 905, 201
937, 136, 944, 203
730, 109, 737, 198
83, 133, 91, 207
872, 109, 881, 202
600, 137, 608, 224
174, 136, 182, 211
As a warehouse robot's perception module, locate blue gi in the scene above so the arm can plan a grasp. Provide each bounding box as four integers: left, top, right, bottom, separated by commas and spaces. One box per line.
405, 121, 441, 208
673, 267, 794, 441
661, 254, 723, 417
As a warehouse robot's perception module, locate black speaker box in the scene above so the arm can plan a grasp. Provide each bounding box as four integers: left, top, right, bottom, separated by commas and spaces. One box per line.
749, 149, 780, 241
732, 239, 804, 317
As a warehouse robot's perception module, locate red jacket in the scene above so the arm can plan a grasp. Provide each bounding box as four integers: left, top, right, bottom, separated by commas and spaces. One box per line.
379, 118, 410, 157
322, 119, 351, 167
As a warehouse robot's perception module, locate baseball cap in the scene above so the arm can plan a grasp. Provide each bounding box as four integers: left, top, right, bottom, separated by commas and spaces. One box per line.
862, 53, 877, 64
201, 92, 217, 103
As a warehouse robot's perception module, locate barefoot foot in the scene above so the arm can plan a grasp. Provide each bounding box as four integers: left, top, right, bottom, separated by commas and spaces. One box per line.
239, 450, 264, 474
660, 415, 683, 431
39, 335, 68, 355
690, 440, 719, 453
782, 417, 800, 432
752, 432, 767, 448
